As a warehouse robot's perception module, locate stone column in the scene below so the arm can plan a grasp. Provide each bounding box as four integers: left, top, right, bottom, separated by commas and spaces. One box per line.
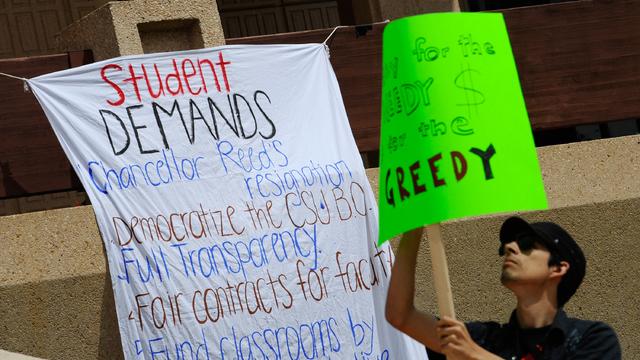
57, 0, 225, 61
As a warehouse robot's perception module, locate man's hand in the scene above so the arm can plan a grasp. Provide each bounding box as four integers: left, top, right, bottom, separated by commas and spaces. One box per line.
437, 317, 502, 360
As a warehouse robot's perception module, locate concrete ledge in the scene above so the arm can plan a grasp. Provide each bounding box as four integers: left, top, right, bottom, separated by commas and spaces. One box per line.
0, 350, 46, 359
367, 134, 640, 210
536, 134, 640, 208
1, 135, 639, 358
0, 206, 104, 287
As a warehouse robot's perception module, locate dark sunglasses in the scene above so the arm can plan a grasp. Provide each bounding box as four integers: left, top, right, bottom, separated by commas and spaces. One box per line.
499, 233, 540, 256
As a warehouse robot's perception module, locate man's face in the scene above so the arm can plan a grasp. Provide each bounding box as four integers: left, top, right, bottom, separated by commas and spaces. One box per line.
500, 234, 554, 286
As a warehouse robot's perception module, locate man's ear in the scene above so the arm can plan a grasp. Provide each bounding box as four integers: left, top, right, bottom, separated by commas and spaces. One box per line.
550, 261, 570, 280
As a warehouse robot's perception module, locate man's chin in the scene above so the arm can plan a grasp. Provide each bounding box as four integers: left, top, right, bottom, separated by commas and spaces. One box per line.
501, 270, 516, 285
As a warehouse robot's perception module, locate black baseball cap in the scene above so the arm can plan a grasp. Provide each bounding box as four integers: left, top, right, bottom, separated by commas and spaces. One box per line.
499, 216, 586, 307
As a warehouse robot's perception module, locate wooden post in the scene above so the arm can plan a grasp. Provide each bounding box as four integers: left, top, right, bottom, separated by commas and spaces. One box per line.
427, 223, 456, 318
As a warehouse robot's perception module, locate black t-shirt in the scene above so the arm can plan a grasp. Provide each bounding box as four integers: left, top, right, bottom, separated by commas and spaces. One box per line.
426, 309, 621, 360
519, 325, 551, 358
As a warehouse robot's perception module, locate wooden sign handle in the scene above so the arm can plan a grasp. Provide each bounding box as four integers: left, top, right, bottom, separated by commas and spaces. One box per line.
431, 3, 460, 320
426, 223, 456, 319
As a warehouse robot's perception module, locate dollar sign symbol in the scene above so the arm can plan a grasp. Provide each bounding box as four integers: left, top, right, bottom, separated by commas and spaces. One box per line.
455, 63, 485, 119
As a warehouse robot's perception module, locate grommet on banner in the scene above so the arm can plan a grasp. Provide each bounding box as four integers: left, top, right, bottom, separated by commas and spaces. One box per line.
322, 25, 346, 58
0, 72, 30, 93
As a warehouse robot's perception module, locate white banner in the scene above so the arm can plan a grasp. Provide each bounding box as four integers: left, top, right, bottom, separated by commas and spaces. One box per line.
29, 44, 426, 360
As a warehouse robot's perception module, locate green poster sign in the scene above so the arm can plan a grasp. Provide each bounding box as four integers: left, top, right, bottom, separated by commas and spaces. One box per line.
379, 13, 547, 243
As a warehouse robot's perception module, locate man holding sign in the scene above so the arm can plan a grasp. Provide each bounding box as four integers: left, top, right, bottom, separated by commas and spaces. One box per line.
379, 12, 620, 360
386, 217, 621, 359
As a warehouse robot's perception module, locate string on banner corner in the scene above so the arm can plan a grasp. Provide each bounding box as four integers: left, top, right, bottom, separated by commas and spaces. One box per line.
322, 19, 390, 57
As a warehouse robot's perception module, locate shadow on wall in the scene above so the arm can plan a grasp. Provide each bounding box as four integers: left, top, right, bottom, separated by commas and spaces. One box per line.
99, 262, 124, 360
1, 162, 26, 196
0, 272, 122, 359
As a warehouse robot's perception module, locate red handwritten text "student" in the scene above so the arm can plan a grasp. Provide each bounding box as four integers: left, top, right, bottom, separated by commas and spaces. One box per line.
100, 52, 232, 106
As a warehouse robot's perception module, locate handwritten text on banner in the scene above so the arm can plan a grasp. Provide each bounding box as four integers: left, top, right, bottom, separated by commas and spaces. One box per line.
29, 44, 426, 359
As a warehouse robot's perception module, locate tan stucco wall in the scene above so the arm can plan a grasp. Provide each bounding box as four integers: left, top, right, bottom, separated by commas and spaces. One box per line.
377, 198, 639, 357
1, 134, 639, 359
57, 0, 225, 61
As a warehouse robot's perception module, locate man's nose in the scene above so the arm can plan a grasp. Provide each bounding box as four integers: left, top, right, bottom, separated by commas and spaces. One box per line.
504, 241, 519, 254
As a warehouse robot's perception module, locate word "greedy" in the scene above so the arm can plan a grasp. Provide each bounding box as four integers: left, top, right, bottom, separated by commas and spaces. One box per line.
385, 144, 496, 206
